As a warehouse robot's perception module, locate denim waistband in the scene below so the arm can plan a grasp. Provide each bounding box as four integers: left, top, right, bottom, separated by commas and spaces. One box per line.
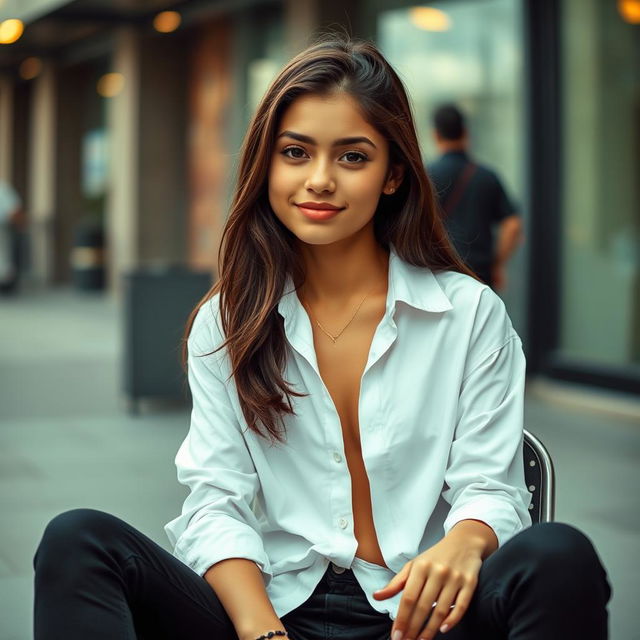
313, 563, 364, 596
281, 561, 393, 640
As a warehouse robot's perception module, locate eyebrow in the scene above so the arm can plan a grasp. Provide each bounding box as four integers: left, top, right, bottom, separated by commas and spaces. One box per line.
277, 130, 377, 149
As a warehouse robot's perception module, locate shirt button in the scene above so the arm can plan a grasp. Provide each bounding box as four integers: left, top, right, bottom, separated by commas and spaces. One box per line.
338, 518, 348, 529
333, 452, 342, 463
331, 562, 346, 574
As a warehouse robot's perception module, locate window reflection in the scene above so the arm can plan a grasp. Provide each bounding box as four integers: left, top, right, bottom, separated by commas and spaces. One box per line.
377, 0, 526, 326
560, 0, 640, 366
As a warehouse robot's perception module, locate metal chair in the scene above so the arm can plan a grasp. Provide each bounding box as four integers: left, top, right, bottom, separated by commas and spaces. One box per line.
523, 429, 555, 523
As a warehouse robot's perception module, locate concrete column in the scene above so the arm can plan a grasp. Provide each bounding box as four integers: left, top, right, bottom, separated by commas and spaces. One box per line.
28, 63, 56, 284
137, 32, 188, 269
54, 63, 90, 284
0, 75, 13, 182
284, 0, 368, 53
106, 26, 140, 293
284, 0, 318, 56
187, 21, 233, 273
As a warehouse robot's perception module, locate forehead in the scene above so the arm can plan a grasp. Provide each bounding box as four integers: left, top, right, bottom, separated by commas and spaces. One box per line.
277, 92, 382, 143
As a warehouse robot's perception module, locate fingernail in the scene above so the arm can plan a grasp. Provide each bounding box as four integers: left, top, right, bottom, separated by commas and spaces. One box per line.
440, 624, 449, 633
392, 630, 404, 640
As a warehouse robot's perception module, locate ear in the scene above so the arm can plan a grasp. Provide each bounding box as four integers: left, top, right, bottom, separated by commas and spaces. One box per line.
382, 163, 405, 195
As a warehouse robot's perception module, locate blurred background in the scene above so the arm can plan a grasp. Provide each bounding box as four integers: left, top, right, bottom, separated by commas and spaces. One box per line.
0, 0, 638, 638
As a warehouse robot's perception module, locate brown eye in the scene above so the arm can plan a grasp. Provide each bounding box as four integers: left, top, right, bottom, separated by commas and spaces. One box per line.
341, 151, 368, 164
282, 146, 307, 159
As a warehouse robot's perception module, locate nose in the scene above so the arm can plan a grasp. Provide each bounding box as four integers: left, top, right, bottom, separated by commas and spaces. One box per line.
304, 158, 335, 194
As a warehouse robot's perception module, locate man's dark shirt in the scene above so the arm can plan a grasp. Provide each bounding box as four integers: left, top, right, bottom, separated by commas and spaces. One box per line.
427, 150, 517, 277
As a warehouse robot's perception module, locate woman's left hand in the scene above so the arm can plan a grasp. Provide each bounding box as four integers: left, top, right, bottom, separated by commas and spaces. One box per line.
373, 522, 494, 640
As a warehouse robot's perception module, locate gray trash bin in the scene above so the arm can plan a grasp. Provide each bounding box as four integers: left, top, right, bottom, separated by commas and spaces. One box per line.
123, 265, 213, 412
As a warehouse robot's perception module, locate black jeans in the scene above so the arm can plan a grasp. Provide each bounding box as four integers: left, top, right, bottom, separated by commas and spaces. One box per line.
33, 509, 611, 640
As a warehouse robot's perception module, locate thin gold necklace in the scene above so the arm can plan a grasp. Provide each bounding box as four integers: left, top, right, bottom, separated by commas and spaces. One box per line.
302, 284, 376, 344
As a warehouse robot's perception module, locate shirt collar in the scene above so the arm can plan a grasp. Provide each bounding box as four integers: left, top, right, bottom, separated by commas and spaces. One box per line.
387, 245, 453, 313
277, 245, 453, 323
442, 150, 469, 160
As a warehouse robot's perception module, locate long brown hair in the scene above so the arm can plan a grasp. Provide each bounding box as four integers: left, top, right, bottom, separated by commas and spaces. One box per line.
183, 35, 477, 444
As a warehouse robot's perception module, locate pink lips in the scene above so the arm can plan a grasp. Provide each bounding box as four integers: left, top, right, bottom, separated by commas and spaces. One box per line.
296, 201, 345, 221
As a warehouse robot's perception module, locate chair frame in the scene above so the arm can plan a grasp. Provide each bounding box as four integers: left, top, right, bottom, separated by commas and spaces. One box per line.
523, 429, 556, 523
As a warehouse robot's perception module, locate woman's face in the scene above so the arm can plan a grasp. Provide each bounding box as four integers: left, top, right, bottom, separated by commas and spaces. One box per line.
268, 91, 401, 247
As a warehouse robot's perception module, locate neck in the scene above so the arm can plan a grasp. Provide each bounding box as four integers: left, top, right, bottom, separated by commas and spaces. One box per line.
297, 226, 389, 305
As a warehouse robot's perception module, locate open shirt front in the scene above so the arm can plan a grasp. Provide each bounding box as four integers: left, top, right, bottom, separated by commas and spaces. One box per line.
164, 246, 532, 621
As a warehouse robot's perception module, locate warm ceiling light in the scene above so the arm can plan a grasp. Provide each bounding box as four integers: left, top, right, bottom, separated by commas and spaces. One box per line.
97, 72, 125, 98
409, 7, 451, 32
153, 10, 181, 33
19, 57, 42, 80
0, 18, 24, 44
618, 0, 640, 23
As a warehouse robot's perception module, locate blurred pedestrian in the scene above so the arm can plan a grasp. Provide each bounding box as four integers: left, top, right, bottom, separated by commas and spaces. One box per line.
427, 104, 523, 291
0, 179, 23, 295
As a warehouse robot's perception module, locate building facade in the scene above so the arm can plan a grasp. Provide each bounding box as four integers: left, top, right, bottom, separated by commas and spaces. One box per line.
0, 0, 638, 396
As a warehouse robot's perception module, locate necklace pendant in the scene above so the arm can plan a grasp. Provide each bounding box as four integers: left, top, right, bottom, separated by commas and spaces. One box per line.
305, 284, 375, 346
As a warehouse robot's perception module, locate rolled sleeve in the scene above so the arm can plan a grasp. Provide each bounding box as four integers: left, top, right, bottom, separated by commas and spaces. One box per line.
164, 301, 272, 583
442, 298, 532, 547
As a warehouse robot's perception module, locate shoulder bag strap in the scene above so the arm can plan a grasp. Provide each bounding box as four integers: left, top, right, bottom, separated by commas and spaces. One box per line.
442, 162, 478, 217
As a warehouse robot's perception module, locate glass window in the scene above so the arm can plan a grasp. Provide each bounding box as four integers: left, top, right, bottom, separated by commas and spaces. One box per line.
377, 0, 526, 328
559, 0, 640, 367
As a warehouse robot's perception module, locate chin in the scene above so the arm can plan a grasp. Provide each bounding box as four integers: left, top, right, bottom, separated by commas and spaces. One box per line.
291, 229, 351, 247
272, 208, 373, 248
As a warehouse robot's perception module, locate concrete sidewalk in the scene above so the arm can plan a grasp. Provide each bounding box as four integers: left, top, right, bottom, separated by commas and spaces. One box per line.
1, 287, 638, 639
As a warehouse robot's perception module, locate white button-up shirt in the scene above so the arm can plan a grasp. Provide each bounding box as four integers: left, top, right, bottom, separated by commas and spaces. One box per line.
164, 247, 532, 621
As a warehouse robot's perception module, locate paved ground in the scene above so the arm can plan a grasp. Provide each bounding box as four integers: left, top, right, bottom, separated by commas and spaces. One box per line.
0, 286, 638, 639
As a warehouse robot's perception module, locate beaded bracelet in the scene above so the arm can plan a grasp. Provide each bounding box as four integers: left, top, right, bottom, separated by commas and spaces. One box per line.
254, 632, 288, 640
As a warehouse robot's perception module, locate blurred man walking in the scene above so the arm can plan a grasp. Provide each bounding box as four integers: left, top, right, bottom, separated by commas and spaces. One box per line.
427, 104, 523, 291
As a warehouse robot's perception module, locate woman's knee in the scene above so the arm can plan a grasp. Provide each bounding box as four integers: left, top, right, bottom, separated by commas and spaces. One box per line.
506, 523, 611, 598
34, 508, 122, 572
516, 523, 600, 568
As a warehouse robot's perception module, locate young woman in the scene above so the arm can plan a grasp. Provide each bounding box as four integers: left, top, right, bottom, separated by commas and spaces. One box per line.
33, 37, 611, 640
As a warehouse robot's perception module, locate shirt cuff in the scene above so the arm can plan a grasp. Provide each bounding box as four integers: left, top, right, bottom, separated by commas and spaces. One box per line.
167, 513, 273, 585
443, 495, 531, 548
